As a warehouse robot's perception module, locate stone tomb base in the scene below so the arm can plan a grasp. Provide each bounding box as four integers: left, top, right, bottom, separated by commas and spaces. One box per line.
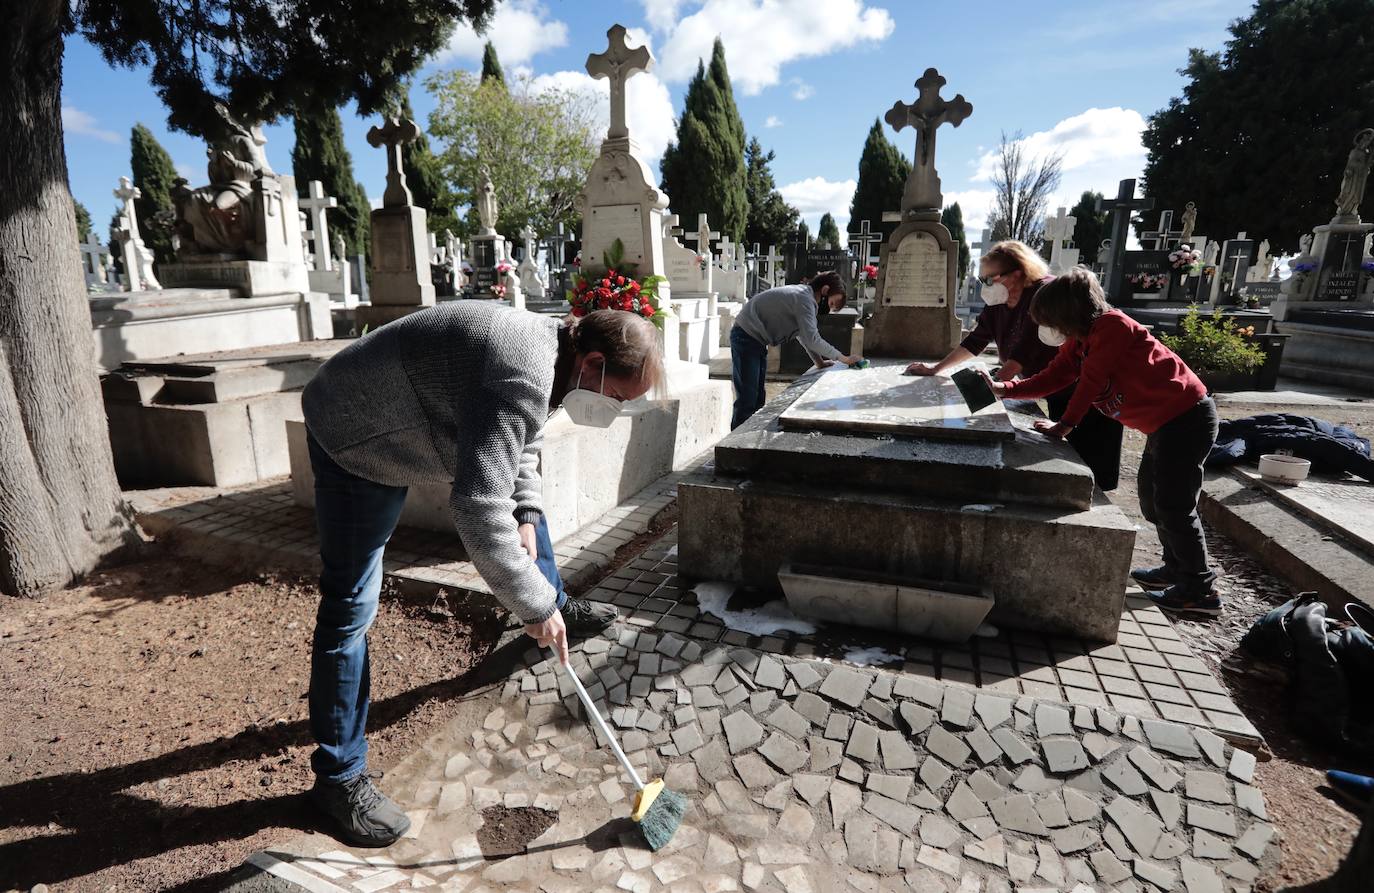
671, 292, 721, 364
678, 361, 1137, 642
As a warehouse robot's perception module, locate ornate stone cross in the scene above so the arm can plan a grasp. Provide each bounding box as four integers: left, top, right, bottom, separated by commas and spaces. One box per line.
520, 224, 539, 262
366, 118, 420, 208
1143, 210, 1185, 250
79, 230, 110, 286
662, 213, 682, 240
690, 213, 719, 256
885, 68, 973, 214
586, 24, 652, 142
113, 176, 142, 231
1045, 207, 1076, 247
848, 218, 884, 264
1097, 178, 1154, 298
299, 180, 338, 271
765, 245, 783, 284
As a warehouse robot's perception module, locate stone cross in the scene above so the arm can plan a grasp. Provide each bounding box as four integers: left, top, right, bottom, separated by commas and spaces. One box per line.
113, 176, 142, 235
520, 224, 539, 262
848, 219, 883, 264
112, 176, 160, 291
971, 227, 993, 256
366, 117, 420, 208
1045, 207, 1078, 273
585, 24, 652, 142
1143, 210, 1185, 250
79, 231, 111, 287
1222, 234, 1251, 293
662, 213, 682, 240
1097, 178, 1154, 298
690, 213, 719, 256
717, 234, 736, 270
299, 180, 338, 271
884, 67, 973, 214
765, 245, 783, 284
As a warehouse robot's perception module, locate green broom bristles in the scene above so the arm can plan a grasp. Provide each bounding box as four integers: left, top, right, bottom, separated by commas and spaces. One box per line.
637, 787, 688, 851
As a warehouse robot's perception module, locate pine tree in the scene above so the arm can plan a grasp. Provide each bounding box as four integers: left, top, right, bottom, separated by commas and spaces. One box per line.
817, 213, 841, 249
73, 200, 91, 240
849, 119, 911, 243
397, 90, 456, 233
480, 41, 507, 90
291, 104, 373, 257
744, 138, 799, 249
660, 39, 748, 241
1069, 190, 1107, 265
129, 124, 179, 267
941, 203, 970, 282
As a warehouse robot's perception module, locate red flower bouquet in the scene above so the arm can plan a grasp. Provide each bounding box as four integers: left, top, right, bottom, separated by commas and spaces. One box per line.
567, 239, 668, 326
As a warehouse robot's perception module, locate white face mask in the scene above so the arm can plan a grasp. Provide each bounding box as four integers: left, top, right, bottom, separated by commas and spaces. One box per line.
982, 281, 1009, 306
1038, 325, 1067, 347
563, 364, 624, 428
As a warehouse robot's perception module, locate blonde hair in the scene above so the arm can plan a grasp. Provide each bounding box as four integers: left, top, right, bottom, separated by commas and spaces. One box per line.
981, 240, 1050, 283
568, 310, 667, 396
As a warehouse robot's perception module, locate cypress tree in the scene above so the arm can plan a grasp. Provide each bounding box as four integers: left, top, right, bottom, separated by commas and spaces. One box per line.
660, 39, 748, 241
1069, 190, 1107, 265
129, 124, 179, 267
817, 213, 841, 250
941, 203, 970, 282
848, 119, 910, 243
480, 41, 506, 90
73, 200, 92, 240
397, 90, 457, 233
744, 137, 799, 249
291, 104, 373, 257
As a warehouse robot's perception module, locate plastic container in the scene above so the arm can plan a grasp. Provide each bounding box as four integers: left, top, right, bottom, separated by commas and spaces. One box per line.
1258, 453, 1311, 485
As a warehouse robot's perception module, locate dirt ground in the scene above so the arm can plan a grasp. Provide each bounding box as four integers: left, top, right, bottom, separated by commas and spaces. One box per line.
0, 560, 506, 892
1114, 398, 1374, 892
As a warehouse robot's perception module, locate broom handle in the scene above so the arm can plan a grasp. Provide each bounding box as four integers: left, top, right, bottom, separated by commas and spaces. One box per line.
557, 651, 646, 792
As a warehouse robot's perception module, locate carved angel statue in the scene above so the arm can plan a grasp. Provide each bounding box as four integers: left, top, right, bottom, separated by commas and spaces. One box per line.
1335, 128, 1374, 219
172, 103, 274, 255
1179, 202, 1197, 242
476, 169, 499, 233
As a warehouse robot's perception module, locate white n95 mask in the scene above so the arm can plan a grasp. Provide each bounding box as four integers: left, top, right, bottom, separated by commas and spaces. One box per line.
1038, 325, 1067, 347
981, 282, 1009, 305
563, 365, 624, 428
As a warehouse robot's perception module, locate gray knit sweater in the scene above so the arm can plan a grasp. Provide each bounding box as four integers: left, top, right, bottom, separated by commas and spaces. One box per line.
302, 302, 561, 624
734, 283, 843, 363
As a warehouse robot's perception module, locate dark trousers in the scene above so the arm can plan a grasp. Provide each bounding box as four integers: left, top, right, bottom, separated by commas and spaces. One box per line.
306, 433, 566, 782
1046, 390, 1125, 491
1137, 397, 1220, 594
730, 325, 769, 429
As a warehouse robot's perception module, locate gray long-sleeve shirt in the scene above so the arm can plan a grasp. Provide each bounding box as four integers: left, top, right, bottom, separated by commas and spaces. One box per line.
733, 283, 844, 363
302, 302, 560, 624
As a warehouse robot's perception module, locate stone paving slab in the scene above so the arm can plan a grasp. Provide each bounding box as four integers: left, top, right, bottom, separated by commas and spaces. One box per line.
246, 624, 1277, 893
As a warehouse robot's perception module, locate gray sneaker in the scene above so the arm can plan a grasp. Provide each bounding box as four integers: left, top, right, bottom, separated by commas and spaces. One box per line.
561, 597, 618, 636
311, 772, 411, 847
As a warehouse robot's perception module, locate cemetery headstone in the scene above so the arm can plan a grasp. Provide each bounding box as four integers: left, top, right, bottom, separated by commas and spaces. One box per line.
867, 67, 971, 357
468, 168, 507, 298
518, 224, 548, 299
1211, 234, 1255, 305
79, 230, 114, 292
112, 176, 162, 291
1097, 179, 1155, 302
1143, 209, 1185, 250
355, 117, 436, 330
1118, 250, 1173, 303
663, 212, 713, 296
1045, 206, 1079, 274
300, 180, 355, 304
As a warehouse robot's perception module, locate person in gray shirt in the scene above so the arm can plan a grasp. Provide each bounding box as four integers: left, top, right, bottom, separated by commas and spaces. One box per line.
729, 270, 862, 427
300, 303, 663, 846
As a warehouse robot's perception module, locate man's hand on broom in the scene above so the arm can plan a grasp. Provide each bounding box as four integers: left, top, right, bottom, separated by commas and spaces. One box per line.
525, 610, 569, 664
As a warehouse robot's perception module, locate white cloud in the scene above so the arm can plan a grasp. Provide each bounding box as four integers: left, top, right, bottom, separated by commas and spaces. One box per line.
437, 0, 569, 66
779, 175, 856, 234
62, 105, 120, 144
175, 162, 198, 181
790, 79, 814, 101
971, 107, 1147, 183
764, 115, 783, 129
640, 0, 687, 32
654, 0, 895, 94
528, 68, 677, 162
942, 189, 998, 242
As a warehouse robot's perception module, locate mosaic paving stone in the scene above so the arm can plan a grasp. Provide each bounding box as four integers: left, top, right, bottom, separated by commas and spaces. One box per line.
1185, 770, 1233, 805
818, 667, 871, 708
927, 724, 973, 767
722, 709, 765, 754
990, 726, 1036, 765
1042, 738, 1090, 774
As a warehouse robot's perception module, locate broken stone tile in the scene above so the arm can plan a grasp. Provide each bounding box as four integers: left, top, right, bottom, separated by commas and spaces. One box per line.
1185, 770, 1232, 805
894, 675, 944, 706
861, 697, 897, 729
975, 693, 1014, 730
823, 713, 851, 741
917, 844, 962, 878
865, 792, 921, 833
444, 753, 472, 779
898, 701, 936, 738
716, 778, 758, 813
695, 738, 732, 783
437, 782, 467, 814
1186, 803, 1237, 837
989, 793, 1049, 836
1082, 731, 1120, 763
763, 778, 793, 810
961, 815, 998, 841
1052, 823, 1099, 854
926, 724, 972, 767
1192, 828, 1233, 859
1153, 831, 1188, 860
1035, 703, 1073, 737
945, 781, 990, 822
1127, 745, 1182, 792
868, 673, 894, 700
912, 786, 944, 810
808, 736, 842, 773
759, 732, 809, 773
1063, 788, 1099, 823
1102, 755, 1150, 797
1006, 849, 1037, 884
723, 815, 772, 842
777, 801, 820, 843
879, 730, 920, 770
818, 667, 871, 708
1234, 821, 1273, 857
671, 722, 705, 755
964, 725, 1001, 766
838, 758, 865, 784
723, 710, 765, 755
787, 661, 823, 690
735, 753, 781, 789
1097, 707, 1122, 735
772, 865, 813, 893
846, 720, 880, 763
1194, 727, 1227, 766
599, 778, 626, 804
682, 663, 720, 687
638, 653, 662, 676
829, 780, 862, 829
968, 769, 1006, 801
1149, 787, 1182, 830
741, 862, 765, 890
1142, 719, 1201, 758
990, 726, 1035, 765
705, 833, 739, 866
1036, 791, 1071, 828
793, 773, 830, 806
919, 813, 962, 848
673, 704, 697, 726
862, 773, 910, 803
1133, 856, 1178, 891
919, 755, 954, 791
1035, 840, 1066, 885
1181, 857, 1225, 893
792, 691, 831, 727
1012, 764, 1060, 793
845, 814, 899, 874
1042, 739, 1090, 774
1072, 705, 1095, 730
1106, 795, 1165, 856
964, 833, 1006, 868
1228, 748, 1257, 784
1091, 847, 1132, 885
942, 686, 976, 729
749, 690, 776, 714
1235, 783, 1267, 819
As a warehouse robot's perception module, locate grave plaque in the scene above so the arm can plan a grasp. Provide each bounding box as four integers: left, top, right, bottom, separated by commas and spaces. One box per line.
883, 232, 948, 307
1240, 281, 1283, 303
1118, 250, 1172, 303
589, 204, 646, 265
372, 216, 415, 274
1321, 271, 1362, 301
803, 248, 853, 287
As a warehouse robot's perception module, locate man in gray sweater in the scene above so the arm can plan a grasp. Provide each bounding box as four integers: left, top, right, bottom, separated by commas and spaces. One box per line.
300, 302, 663, 846
729, 270, 861, 427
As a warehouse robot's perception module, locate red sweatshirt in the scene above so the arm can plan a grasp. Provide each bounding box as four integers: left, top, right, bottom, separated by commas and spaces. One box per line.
1001, 310, 1207, 434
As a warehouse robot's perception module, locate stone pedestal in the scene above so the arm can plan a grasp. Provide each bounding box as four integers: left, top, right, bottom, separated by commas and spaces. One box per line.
866, 221, 961, 357
369, 205, 435, 306
160, 258, 310, 296
469, 233, 507, 298
671, 294, 721, 364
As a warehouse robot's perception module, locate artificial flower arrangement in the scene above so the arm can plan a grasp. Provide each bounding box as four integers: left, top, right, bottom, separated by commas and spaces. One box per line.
567, 239, 668, 327
1168, 244, 1201, 273
857, 263, 879, 285
1126, 272, 1170, 291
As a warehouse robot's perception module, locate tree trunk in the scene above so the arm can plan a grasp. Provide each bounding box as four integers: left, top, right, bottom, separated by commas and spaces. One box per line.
0, 0, 137, 597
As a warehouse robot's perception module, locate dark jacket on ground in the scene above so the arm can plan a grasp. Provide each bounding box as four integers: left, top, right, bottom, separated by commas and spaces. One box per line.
1206, 413, 1374, 481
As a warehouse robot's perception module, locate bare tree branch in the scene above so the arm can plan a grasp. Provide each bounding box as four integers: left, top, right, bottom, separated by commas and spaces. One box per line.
988, 130, 1064, 249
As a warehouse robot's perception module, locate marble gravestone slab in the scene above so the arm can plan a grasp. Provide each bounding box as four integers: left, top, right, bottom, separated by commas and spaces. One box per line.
588, 204, 646, 266
883, 232, 948, 307
777, 362, 1015, 441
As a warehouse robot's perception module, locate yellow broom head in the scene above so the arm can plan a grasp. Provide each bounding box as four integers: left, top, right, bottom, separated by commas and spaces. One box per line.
631, 778, 665, 822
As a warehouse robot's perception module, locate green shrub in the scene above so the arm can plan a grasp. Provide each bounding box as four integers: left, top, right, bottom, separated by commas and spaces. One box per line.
1160, 306, 1267, 375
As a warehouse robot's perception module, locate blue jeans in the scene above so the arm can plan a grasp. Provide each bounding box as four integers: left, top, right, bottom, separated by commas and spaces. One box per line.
307, 433, 566, 782
730, 326, 769, 429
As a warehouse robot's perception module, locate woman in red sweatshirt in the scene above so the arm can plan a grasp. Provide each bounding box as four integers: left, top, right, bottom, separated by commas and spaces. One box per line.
985, 267, 1222, 616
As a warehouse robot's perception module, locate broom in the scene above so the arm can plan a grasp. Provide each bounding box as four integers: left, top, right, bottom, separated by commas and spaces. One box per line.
554, 648, 688, 851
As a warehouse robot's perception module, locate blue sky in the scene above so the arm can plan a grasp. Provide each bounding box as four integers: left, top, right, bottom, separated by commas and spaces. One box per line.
61, 0, 1253, 243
